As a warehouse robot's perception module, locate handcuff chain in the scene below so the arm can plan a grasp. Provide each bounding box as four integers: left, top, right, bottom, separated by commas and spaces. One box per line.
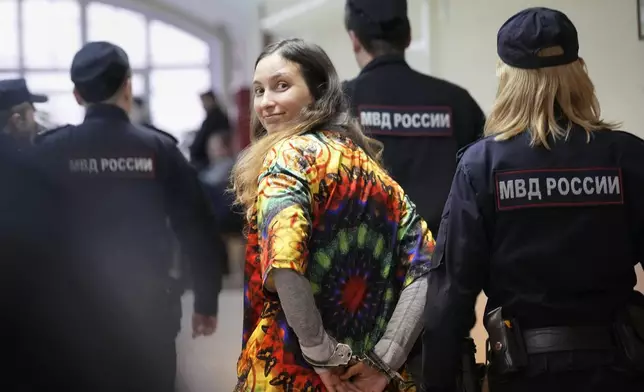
354, 352, 415, 389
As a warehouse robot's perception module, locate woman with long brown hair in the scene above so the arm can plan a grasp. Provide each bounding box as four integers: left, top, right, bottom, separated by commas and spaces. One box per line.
232, 38, 434, 392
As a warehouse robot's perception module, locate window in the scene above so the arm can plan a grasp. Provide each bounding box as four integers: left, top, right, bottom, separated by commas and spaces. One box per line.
1, 0, 216, 139
22, 0, 82, 68
0, 0, 19, 68
24, 72, 75, 94
0, 72, 21, 80
35, 93, 85, 126
149, 69, 211, 134
149, 20, 209, 67
87, 2, 148, 69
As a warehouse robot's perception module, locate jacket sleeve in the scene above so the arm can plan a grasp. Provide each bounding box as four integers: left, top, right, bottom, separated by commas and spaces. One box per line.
421, 162, 489, 391
163, 143, 223, 316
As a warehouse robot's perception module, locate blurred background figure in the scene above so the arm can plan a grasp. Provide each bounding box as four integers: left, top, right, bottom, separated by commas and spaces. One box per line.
0, 78, 48, 148
199, 132, 240, 232
198, 131, 245, 278
130, 96, 163, 131
190, 90, 231, 170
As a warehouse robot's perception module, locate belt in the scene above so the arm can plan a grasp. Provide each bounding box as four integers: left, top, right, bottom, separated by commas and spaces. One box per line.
523, 326, 615, 355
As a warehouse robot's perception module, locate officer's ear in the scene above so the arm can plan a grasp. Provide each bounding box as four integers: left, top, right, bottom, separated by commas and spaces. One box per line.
7, 112, 22, 129
73, 88, 85, 106
405, 28, 412, 49
122, 77, 133, 101
347, 30, 363, 54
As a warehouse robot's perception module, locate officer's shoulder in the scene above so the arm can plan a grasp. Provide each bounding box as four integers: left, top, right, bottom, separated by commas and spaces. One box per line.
456, 135, 496, 164
609, 129, 644, 145
342, 78, 357, 95
415, 71, 472, 95
132, 123, 178, 145
34, 124, 74, 144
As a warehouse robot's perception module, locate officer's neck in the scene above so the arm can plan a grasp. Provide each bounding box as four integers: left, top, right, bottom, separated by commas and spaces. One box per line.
358, 51, 405, 70
90, 99, 131, 117
357, 50, 375, 70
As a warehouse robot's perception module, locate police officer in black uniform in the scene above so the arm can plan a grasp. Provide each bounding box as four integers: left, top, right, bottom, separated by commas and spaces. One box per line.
421, 7, 644, 392
35, 41, 224, 392
0, 78, 48, 148
1, 130, 85, 391
342, 0, 485, 234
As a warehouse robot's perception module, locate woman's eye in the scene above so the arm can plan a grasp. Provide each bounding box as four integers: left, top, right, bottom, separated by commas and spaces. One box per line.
254, 88, 264, 96
276, 82, 289, 90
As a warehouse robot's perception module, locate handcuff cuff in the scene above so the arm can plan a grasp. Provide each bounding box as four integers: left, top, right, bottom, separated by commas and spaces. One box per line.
302, 342, 414, 390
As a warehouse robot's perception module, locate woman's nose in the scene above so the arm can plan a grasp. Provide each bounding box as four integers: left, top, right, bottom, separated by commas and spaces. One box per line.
260, 92, 276, 110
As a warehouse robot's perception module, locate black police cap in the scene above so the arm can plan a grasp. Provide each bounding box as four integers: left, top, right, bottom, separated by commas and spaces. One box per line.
71, 41, 131, 103
345, 0, 410, 40
497, 7, 579, 69
0, 78, 48, 111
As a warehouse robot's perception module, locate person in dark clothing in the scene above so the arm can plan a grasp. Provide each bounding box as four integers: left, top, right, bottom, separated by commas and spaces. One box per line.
199, 131, 243, 235
421, 7, 644, 392
131, 95, 167, 135
35, 41, 224, 392
342, 0, 485, 234
190, 90, 231, 170
0, 132, 83, 391
0, 78, 48, 148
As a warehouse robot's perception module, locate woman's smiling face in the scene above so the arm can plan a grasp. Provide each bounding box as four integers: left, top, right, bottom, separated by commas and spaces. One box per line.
252, 52, 314, 134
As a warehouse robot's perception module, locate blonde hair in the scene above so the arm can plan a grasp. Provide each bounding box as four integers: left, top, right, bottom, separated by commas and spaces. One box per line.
231, 39, 383, 217
484, 46, 619, 148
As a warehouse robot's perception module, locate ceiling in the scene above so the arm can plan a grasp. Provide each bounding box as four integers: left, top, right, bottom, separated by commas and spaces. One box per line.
134, 0, 425, 45
140, 0, 324, 30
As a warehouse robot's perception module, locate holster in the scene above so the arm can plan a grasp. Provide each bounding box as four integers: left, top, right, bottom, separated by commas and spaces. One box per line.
484, 307, 528, 376
613, 292, 644, 372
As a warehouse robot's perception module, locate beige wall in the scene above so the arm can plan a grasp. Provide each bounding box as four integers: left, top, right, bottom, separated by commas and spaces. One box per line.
268, 0, 431, 81
428, 0, 644, 137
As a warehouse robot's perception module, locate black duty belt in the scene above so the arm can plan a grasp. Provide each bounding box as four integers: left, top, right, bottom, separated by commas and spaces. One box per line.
523, 326, 615, 355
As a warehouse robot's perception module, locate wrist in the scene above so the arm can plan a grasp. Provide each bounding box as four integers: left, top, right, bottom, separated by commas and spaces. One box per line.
377, 372, 390, 384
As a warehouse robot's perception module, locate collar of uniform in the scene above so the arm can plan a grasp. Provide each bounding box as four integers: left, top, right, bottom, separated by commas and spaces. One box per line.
84, 103, 130, 122
360, 54, 407, 74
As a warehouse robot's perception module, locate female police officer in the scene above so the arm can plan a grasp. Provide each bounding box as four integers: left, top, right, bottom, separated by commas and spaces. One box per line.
420, 7, 644, 392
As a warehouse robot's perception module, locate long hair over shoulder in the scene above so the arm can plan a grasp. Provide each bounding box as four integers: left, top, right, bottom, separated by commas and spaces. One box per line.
485, 46, 619, 148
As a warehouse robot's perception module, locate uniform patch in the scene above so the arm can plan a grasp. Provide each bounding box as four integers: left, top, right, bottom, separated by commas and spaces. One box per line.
495, 167, 624, 211
68, 156, 156, 178
357, 105, 453, 137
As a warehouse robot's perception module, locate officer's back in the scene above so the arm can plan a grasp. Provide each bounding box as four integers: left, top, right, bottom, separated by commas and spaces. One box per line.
42, 106, 179, 277
35, 42, 222, 392
36, 48, 183, 295
465, 129, 640, 329
342, 0, 485, 232
421, 8, 644, 392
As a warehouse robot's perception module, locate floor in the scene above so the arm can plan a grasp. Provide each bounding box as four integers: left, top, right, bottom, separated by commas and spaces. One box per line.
176, 287, 243, 392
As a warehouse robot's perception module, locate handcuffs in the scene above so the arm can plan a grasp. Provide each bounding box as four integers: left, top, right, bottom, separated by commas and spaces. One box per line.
302, 342, 414, 390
